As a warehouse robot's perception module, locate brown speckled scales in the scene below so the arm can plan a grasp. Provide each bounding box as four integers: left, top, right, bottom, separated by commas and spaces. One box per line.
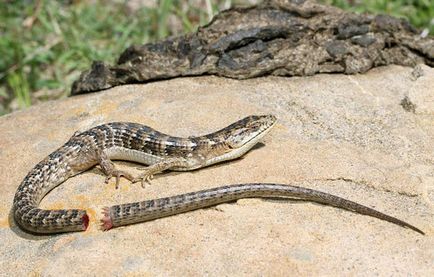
12, 115, 424, 235
101, 183, 424, 235
13, 115, 277, 233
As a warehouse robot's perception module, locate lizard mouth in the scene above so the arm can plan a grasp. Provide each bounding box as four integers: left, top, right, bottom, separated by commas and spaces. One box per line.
240, 119, 276, 147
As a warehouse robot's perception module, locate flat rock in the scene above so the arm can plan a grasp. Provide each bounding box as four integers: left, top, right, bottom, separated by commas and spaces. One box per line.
1, 65, 433, 275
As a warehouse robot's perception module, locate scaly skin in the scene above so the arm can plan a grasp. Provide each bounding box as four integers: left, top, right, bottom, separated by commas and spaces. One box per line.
12, 115, 424, 235
13, 115, 276, 234
101, 183, 424, 235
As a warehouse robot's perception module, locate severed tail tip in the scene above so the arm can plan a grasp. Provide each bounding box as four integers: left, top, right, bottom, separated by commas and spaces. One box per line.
101, 207, 113, 231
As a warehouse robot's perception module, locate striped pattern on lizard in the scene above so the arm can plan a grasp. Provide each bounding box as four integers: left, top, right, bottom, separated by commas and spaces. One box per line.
12, 115, 424, 235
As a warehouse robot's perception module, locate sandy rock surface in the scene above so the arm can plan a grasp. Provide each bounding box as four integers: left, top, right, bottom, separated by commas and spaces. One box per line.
1, 65, 433, 275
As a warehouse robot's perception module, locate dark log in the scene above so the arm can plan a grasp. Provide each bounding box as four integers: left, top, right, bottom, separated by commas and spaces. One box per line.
71, 0, 433, 95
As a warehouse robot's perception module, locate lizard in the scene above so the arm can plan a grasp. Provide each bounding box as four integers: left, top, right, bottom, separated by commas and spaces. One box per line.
12, 114, 424, 235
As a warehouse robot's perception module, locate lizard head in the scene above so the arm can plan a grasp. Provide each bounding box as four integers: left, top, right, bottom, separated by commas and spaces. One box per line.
223, 114, 277, 149
202, 114, 277, 166
198, 114, 277, 167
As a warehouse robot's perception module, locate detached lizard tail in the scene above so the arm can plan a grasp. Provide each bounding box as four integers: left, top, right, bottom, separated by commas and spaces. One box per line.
102, 183, 424, 235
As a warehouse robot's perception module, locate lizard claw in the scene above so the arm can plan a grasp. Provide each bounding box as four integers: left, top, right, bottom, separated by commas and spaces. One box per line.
105, 170, 134, 189
133, 172, 154, 188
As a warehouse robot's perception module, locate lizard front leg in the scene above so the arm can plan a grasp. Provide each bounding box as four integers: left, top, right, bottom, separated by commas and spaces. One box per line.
133, 157, 189, 187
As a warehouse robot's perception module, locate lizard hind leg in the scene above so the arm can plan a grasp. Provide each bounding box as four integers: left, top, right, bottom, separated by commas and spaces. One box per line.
98, 150, 134, 189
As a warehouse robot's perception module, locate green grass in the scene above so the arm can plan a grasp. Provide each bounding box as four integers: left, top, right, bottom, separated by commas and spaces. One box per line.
321, 0, 434, 33
0, 0, 432, 115
0, 0, 218, 115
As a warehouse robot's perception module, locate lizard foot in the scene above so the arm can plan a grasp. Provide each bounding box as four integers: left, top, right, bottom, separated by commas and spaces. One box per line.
105, 170, 134, 189
132, 172, 154, 188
